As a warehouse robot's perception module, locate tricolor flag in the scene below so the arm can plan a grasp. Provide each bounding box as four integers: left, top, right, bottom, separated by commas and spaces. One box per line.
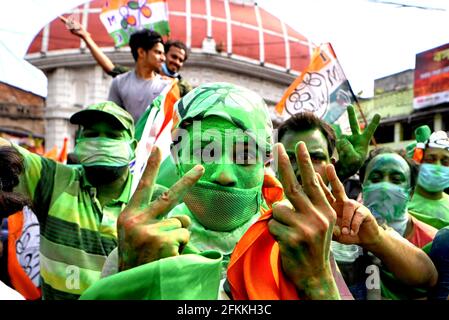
100, 0, 170, 48
130, 78, 180, 195
275, 43, 358, 133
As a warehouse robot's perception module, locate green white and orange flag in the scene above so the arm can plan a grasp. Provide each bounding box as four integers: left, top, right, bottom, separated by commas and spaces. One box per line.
275, 43, 358, 133
100, 0, 170, 48
130, 78, 180, 195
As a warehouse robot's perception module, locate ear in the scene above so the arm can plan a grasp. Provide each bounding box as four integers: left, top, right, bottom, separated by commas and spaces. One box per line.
137, 47, 146, 60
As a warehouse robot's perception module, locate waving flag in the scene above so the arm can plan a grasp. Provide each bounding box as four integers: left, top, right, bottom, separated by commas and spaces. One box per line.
130, 78, 180, 195
276, 43, 358, 132
100, 0, 170, 48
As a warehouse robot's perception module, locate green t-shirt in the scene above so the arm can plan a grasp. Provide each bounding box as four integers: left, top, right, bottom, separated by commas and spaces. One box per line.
14, 143, 132, 300
409, 192, 449, 229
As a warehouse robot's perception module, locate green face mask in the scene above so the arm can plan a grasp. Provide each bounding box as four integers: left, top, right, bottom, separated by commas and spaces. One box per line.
183, 180, 262, 232
75, 137, 135, 167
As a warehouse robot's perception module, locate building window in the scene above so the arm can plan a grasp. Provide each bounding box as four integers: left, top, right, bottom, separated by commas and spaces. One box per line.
402, 118, 434, 141
374, 123, 395, 143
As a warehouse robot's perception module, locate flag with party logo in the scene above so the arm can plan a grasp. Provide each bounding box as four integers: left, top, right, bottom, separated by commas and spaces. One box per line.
275, 43, 358, 133
100, 0, 170, 48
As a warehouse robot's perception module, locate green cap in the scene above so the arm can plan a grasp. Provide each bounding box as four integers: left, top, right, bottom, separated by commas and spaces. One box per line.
172, 82, 273, 157
70, 101, 135, 138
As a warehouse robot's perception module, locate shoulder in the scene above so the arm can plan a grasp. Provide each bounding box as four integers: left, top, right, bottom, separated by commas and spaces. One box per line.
113, 70, 135, 83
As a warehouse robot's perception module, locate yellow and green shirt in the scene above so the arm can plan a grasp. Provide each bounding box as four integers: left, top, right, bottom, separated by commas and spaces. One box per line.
14, 144, 131, 300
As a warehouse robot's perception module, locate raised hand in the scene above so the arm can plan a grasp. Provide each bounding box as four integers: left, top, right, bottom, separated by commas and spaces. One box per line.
335, 105, 380, 180
268, 142, 340, 300
59, 15, 89, 39
117, 146, 204, 271
318, 164, 381, 247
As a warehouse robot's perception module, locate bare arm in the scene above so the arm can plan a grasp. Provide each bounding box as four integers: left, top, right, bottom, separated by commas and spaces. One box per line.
59, 16, 115, 74
364, 227, 438, 287
322, 165, 438, 288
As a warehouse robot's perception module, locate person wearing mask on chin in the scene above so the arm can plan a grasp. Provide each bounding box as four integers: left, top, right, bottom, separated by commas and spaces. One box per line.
408, 131, 449, 230
0, 101, 139, 300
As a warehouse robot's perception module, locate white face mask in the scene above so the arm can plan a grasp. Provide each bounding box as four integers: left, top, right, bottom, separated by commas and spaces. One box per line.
362, 182, 410, 236
417, 163, 449, 192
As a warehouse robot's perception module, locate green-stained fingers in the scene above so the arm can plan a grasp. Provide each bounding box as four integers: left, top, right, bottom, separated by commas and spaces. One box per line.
126, 146, 161, 215
347, 105, 361, 135
272, 200, 297, 227
325, 164, 347, 202
154, 216, 191, 231
336, 137, 355, 155
316, 172, 335, 205
170, 215, 191, 229
362, 113, 381, 141
275, 143, 312, 212
146, 165, 204, 220
148, 228, 191, 260
294, 141, 325, 203
267, 218, 296, 243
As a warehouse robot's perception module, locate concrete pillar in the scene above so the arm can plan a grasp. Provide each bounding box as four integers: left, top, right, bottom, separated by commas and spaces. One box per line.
434, 113, 443, 132
394, 122, 403, 143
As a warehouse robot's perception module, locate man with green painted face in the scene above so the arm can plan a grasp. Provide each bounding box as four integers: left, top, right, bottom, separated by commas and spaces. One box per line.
0, 101, 137, 299
86, 82, 359, 300
277, 113, 438, 300
360, 148, 437, 247
409, 131, 449, 229
359, 148, 438, 299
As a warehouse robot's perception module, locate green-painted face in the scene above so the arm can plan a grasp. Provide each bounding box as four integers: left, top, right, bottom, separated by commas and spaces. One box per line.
363, 153, 411, 188
80, 121, 131, 141
178, 116, 264, 189
177, 116, 265, 231
75, 121, 136, 168
280, 128, 331, 184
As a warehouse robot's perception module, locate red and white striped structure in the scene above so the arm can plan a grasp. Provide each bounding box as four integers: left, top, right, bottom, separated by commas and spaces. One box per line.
27, 0, 314, 73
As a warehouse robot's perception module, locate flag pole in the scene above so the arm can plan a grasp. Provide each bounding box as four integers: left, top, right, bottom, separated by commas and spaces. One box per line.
329, 41, 377, 147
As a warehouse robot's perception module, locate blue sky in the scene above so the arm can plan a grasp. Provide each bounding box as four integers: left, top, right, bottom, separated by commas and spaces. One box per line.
257, 0, 449, 97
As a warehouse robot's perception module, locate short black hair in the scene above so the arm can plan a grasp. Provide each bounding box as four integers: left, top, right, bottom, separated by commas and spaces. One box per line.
165, 40, 188, 61
0, 146, 31, 215
359, 147, 419, 188
129, 29, 164, 61
277, 112, 336, 157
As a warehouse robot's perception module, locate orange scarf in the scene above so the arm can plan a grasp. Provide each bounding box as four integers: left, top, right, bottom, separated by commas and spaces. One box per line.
227, 174, 300, 299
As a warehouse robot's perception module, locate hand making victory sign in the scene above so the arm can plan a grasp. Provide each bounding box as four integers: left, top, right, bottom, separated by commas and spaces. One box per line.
335, 105, 381, 180
117, 146, 204, 271
268, 142, 340, 300
317, 164, 380, 247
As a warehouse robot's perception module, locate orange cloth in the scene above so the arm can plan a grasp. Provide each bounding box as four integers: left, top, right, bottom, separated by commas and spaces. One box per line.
228, 173, 299, 299
7, 211, 41, 300
228, 173, 353, 300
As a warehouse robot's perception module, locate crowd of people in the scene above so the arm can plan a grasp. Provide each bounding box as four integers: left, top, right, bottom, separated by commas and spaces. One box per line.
1, 21, 449, 301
